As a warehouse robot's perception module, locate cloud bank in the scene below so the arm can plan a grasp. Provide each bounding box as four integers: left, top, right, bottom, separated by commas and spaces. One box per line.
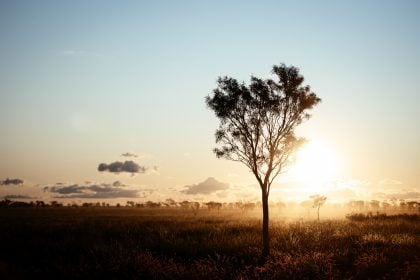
373, 190, 420, 201
0, 178, 24, 186
97, 161, 146, 174
182, 177, 229, 195
43, 181, 140, 198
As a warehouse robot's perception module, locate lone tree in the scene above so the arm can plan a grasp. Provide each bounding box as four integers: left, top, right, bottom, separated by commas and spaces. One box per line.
206, 64, 321, 257
310, 194, 327, 221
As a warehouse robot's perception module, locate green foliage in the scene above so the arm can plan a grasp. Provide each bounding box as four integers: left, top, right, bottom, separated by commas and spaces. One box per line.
0, 208, 419, 279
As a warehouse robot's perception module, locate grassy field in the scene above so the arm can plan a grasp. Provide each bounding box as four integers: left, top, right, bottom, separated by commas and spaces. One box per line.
0, 208, 419, 279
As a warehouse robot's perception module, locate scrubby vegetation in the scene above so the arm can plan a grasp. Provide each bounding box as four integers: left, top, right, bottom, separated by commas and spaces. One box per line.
0, 208, 419, 279
346, 212, 420, 222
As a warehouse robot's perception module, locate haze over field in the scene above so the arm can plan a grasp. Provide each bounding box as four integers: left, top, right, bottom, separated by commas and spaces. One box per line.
1, 0, 419, 205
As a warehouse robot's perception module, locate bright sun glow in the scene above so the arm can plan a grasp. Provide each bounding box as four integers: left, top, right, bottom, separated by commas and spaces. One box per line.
288, 139, 339, 194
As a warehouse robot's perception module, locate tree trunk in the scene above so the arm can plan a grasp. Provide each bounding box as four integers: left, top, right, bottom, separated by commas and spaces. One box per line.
317, 206, 320, 221
262, 190, 270, 257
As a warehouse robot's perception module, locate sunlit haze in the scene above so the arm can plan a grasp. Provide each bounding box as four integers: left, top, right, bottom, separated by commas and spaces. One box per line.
287, 139, 339, 197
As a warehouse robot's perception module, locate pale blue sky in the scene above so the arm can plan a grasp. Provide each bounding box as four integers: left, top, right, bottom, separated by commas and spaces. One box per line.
0, 0, 419, 202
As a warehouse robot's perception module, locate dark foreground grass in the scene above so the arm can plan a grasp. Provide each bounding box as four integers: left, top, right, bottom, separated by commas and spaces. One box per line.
0, 208, 419, 279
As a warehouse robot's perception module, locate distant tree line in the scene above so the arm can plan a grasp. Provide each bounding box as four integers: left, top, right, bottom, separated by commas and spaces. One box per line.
344, 199, 420, 213
1, 198, 419, 215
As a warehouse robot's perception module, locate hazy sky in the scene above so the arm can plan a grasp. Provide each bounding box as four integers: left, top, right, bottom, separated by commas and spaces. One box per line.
1, 0, 419, 203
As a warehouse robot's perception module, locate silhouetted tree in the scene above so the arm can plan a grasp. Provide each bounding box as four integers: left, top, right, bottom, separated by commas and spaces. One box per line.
126, 201, 135, 207
206, 201, 222, 213
399, 200, 407, 212
36, 200, 45, 207
206, 64, 320, 257
165, 198, 176, 207
310, 194, 327, 221
241, 202, 256, 213
179, 200, 191, 209
0, 199, 12, 207
145, 201, 160, 208
407, 201, 420, 213
191, 202, 200, 216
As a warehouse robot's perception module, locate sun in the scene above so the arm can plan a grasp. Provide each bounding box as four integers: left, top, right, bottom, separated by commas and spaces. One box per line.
287, 139, 339, 193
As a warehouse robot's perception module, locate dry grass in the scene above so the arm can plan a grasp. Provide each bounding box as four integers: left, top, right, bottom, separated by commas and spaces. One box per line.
0, 208, 419, 279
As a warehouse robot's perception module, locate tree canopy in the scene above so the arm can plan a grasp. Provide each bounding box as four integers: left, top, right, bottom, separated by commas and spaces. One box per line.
206, 64, 321, 195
